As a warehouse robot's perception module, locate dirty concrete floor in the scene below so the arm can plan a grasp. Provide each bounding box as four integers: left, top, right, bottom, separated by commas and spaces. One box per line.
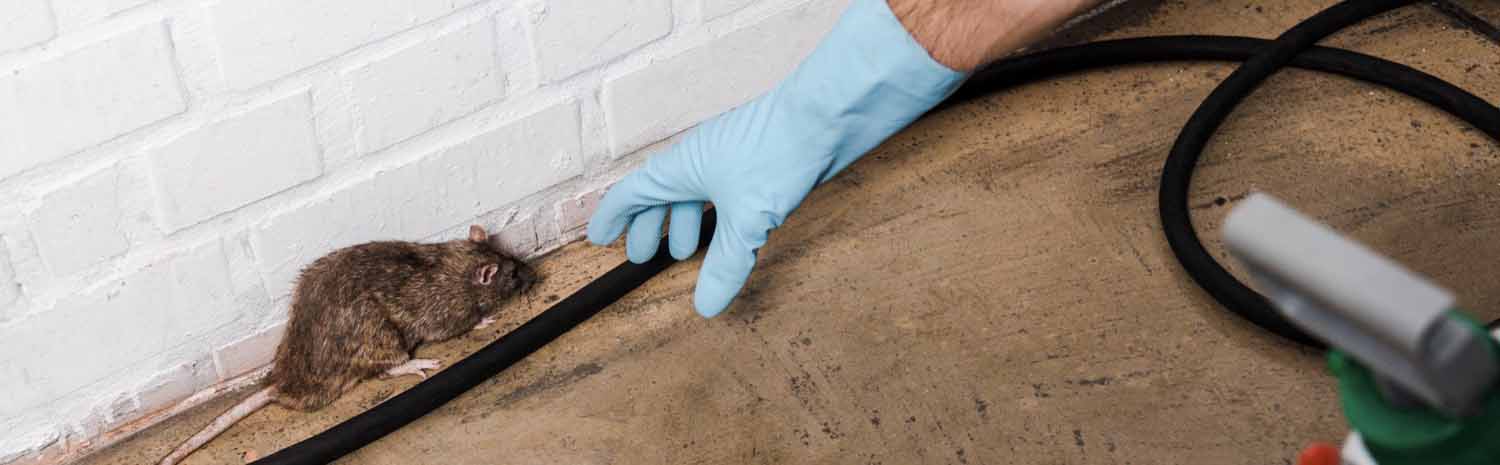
79, 1, 1500, 464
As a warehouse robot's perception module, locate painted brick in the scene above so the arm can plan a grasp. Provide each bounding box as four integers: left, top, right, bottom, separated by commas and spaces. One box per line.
467, 102, 583, 216
208, 0, 480, 90
530, 0, 672, 81
0, 448, 21, 464
0, 234, 44, 323
63, 410, 104, 452
162, 242, 252, 343
214, 322, 284, 380
349, 19, 503, 154
0, 22, 185, 180
493, 219, 538, 258
2, 434, 64, 465
149, 93, 323, 232
102, 395, 140, 432
702, 0, 757, 20
529, 211, 562, 252
0, 242, 18, 309
252, 101, 581, 298
555, 189, 603, 233
0, 240, 235, 419
136, 356, 217, 415
604, 0, 847, 155
222, 231, 274, 324
49, 0, 151, 30
29, 168, 131, 277
0, 0, 55, 52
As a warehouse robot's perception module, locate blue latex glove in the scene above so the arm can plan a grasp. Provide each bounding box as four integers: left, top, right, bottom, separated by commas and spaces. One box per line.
587, 0, 967, 317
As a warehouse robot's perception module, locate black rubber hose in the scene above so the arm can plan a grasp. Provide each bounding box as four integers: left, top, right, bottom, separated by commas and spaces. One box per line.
249, 211, 717, 465
1159, 0, 1421, 349
248, 19, 1500, 465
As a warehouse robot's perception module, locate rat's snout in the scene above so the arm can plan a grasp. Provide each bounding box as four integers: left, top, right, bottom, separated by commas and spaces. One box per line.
519, 261, 543, 291
512, 261, 539, 293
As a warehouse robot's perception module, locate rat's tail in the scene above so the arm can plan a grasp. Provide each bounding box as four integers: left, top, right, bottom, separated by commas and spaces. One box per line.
158, 386, 274, 465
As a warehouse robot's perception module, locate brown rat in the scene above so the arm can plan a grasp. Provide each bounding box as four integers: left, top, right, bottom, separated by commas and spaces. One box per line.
159, 225, 537, 465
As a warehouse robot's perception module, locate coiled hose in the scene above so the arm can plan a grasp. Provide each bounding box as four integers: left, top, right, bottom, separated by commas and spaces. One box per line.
251, 2, 1499, 463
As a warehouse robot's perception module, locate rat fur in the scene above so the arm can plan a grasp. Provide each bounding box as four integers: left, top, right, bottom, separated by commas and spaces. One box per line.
159, 225, 537, 465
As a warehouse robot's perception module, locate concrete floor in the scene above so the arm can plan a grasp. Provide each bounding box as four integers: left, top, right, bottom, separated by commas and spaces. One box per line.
78, 1, 1500, 464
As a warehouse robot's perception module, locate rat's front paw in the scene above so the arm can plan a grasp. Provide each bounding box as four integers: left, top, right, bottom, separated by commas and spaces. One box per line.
384, 359, 442, 379
472, 317, 498, 331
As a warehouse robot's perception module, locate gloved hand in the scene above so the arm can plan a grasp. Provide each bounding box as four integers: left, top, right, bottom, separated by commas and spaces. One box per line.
587, 0, 967, 317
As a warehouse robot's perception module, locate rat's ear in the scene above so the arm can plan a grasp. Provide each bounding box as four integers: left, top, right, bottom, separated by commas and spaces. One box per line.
468, 225, 488, 244
474, 264, 499, 285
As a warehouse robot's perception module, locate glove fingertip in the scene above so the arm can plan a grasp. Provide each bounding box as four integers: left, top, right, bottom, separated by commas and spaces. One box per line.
693, 284, 733, 318
625, 206, 668, 263
586, 211, 626, 246
692, 226, 759, 319
586, 179, 644, 246
667, 202, 705, 260
625, 246, 652, 264
670, 243, 698, 261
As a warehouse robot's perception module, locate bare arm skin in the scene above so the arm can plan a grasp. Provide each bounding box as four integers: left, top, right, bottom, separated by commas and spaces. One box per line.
888, 0, 1107, 72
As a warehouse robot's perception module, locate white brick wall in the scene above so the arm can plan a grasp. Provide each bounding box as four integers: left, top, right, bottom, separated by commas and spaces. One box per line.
0, 243, 18, 308
0, 0, 54, 52
703, 0, 759, 20
1, 240, 239, 418
348, 18, 504, 154
28, 167, 132, 276
149, 92, 323, 232
49, 0, 151, 31
0, 0, 852, 462
208, 0, 482, 90
530, 0, 673, 82
0, 21, 185, 181
604, 0, 844, 156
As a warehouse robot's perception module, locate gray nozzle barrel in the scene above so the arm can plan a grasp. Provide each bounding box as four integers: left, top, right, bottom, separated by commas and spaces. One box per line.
1224, 193, 1497, 416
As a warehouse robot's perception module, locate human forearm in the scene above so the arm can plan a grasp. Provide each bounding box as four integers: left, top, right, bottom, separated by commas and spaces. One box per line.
888, 0, 1106, 72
